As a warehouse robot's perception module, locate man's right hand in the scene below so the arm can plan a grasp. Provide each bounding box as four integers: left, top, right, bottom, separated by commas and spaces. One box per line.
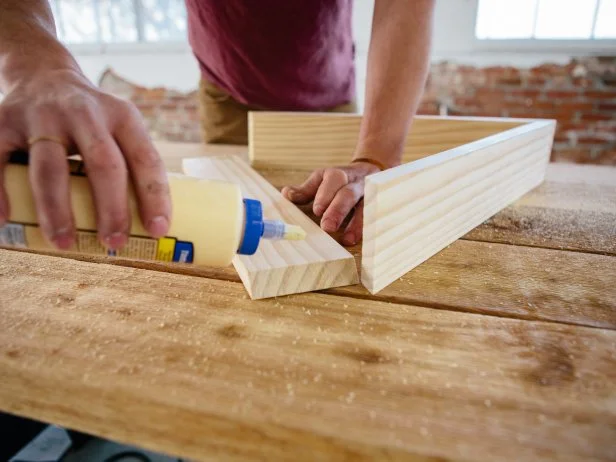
0, 68, 172, 250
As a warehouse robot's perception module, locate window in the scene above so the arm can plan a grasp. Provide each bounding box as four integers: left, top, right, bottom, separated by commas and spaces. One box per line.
476, 0, 616, 40
50, 0, 188, 45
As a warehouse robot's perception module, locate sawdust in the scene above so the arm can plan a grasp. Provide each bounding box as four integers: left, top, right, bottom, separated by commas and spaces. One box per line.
467, 206, 616, 255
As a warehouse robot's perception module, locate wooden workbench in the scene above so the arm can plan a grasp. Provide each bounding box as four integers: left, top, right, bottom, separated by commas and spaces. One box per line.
1, 142, 615, 462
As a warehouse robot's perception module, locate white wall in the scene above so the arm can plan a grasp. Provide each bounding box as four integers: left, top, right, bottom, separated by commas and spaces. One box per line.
70, 0, 613, 107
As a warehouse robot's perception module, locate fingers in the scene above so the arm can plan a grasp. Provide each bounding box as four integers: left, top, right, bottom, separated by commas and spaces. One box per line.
0, 109, 21, 226
313, 168, 348, 216
0, 150, 9, 227
282, 169, 324, 206
342, 200, 364, 246
28, 138, 75, 249
113, 101, 171, 238
68, 106, 130, 249
320, 181, 362, 233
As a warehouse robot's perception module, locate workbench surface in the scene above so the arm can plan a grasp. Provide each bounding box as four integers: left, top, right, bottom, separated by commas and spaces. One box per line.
1, 142, 615, 462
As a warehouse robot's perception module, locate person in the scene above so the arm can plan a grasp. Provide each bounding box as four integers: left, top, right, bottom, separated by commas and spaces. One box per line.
0, 0, 434, 250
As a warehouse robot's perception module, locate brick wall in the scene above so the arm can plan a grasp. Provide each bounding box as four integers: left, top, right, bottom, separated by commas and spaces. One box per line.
420, 56, 616, 165
99, 55, 616, 165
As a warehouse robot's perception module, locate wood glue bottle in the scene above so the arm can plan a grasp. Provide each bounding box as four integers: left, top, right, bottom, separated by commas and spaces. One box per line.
1, 153, 306, 267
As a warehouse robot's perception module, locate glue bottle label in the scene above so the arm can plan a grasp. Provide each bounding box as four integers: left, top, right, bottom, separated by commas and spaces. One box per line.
0, 221, 194, 263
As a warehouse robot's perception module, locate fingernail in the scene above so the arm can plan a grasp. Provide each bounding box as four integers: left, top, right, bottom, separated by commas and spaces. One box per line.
288, 190, 303, 201
147, 216, 169, 238
314, 204, 325, 216
321, 218, 337, 233
343, 232, 356, 246
52, 228, 75, 250
105, 232, 127, 250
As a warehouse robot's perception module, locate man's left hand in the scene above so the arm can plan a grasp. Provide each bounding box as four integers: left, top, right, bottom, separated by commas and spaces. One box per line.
281, 161, 380, 246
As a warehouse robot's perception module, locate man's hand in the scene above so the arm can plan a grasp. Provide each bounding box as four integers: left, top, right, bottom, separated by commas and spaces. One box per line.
0, 1, 171, 251
281, 161, 380, 246
0, 69, 171, 250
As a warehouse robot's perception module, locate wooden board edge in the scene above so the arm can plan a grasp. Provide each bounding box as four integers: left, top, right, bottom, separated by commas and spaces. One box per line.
361, 120, 557, 294
367, 120, 556, 187
236, 256, 359, 299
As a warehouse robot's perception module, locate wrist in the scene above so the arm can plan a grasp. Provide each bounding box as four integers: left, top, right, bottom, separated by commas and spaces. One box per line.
351, 157, 389, 171
0, 41, 79, 94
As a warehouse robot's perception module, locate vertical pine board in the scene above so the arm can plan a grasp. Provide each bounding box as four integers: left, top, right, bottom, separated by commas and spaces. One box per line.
362, 120, 556, 294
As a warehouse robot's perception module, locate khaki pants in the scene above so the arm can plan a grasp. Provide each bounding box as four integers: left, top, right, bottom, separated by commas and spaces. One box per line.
198, 79, 357, 145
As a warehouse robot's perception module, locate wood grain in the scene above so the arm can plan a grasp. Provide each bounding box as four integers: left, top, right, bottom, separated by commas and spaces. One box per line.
1, 250, 615, 462
9, 231, 615, 331
466, 163, 616, 255
182, 156, 358, 299
248, 112, 523, 170
362, 120, 556, 294
332, 240, 616, 330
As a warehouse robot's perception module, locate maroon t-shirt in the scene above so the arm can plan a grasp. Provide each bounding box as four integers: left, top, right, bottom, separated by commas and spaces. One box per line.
185, 0, 355, 110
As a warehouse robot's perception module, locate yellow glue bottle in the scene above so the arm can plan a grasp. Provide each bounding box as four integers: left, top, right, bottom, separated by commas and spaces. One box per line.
1, 152, 306, 267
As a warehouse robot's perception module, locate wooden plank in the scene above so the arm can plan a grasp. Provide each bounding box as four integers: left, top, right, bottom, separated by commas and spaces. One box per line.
248, 112, 523, 170
1, 250, 615, 462
154, 140, 248, 173
466, 164, 616, 255
362, 120, 556, 294
333, 240, 616, 330
9, 231, 615, 331
182, 156, 358, 299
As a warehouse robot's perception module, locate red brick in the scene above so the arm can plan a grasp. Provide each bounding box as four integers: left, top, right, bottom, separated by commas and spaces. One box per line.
577, 135, 615, 144
579, 113, 613, 122
554, 132, 572, 142
583, 90, 616, 100
524, 76, 548, 86
557, 122, 585, 132
598, 102, 616, 112
475, 88, 507, 102
505, 88, 543, 97
545, 90, 580, 100
530, 63, 568, 77
496, 77, 523, 86
558, 101, 595, 111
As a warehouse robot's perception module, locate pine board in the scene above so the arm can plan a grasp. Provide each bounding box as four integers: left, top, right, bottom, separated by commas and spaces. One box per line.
1, 250, 615, 462
362, 120, 556, 294
248, 113, 522, 170
182, 156, 358, 299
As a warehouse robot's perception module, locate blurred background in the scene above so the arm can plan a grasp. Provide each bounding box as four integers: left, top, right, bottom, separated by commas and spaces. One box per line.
40, 0, 616, 164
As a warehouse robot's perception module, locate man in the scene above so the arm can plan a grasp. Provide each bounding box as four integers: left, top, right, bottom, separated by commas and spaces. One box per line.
0, 0, 434, 250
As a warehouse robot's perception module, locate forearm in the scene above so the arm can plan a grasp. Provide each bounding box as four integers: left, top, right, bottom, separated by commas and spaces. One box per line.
0, 0, 78, 93
354, 0, 435, 167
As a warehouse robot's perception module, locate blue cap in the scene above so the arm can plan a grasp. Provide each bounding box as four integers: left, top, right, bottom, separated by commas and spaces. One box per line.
238, 198, 264, 255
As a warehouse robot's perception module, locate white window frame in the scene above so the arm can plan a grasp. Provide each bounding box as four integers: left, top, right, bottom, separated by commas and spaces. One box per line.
471, 0, 616, 54
53, 0, 190, 53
